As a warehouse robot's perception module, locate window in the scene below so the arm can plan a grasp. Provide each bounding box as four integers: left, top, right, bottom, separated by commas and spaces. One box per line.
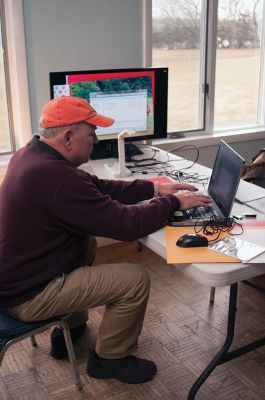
215, 0, 264, 129
152, 0, 206, 133
0, 1, 12, 154
152, 0, 265, 135
0, 0, 31, 158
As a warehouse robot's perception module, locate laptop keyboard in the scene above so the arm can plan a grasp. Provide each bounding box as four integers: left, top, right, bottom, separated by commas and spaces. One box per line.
185, 206, 218, 220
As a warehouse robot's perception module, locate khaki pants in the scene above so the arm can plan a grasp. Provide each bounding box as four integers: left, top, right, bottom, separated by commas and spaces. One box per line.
7, 237, 150, 359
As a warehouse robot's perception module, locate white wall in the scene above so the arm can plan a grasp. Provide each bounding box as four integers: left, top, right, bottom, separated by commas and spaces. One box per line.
23, 0, 144, 132
196, 139, 265, 166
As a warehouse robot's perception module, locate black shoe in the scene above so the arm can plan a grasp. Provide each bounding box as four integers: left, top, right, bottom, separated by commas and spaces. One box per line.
86, 349, 157, 384
50, 323, 86, 359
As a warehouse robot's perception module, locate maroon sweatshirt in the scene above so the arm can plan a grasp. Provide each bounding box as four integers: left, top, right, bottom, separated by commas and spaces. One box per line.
0, 136, 180, 308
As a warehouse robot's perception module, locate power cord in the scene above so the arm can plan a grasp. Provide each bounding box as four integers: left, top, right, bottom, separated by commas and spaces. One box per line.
126, 145, 209, 184
194, 216, 244, 242
167, 144, 200, 170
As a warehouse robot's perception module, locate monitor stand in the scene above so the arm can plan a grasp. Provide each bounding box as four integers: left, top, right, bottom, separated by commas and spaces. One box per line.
91, 141, 143, 162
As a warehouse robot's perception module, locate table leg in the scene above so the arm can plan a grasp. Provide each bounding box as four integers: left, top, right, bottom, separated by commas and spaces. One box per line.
187, 283, 238, 400
209, 287, 216, 303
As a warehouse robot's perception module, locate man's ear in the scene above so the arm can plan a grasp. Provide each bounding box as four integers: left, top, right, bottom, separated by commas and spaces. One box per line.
63, 129, 74, 150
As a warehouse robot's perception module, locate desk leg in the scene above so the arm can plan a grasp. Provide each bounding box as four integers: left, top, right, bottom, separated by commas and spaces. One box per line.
209, 287, 216, 303
187, 283, 238, 400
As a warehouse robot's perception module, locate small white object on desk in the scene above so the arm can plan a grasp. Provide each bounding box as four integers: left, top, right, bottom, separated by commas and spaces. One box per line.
104, 129, 140, 178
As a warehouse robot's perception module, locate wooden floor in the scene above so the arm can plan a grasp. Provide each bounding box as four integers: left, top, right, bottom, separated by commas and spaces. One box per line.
1, 242, 265, 400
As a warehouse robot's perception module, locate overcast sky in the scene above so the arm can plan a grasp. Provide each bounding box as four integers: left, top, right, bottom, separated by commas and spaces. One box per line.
152, 0, 263, 19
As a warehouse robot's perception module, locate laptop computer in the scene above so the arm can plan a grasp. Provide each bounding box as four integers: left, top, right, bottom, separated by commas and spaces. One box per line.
168, 140, 245, 226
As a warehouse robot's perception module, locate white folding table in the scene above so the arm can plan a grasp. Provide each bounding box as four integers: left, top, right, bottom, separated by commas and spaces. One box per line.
86, 146, 265, 399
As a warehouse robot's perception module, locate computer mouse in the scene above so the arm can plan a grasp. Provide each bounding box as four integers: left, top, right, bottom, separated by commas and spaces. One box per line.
176, 233, 208, 248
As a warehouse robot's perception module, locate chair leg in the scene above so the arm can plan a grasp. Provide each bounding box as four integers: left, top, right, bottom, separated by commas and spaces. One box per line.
0, 347, 6, 366
61, 323, 82, 390
30, 335, 37, 347
210, 287, 216, 303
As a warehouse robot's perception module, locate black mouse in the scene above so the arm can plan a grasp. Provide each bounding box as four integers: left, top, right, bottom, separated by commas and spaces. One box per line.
176, 233, 208, 248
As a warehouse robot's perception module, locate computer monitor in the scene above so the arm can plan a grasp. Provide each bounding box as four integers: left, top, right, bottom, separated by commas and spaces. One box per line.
49, 68, 168, 159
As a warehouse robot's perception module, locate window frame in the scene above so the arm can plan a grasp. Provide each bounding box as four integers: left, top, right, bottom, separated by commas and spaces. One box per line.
204, 0, 218, 134
257, 1, 265, 126
0, 0, 31, 161
0, 0, 14, 154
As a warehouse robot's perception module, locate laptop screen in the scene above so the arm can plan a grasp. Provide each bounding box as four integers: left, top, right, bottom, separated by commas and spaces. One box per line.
208, 140, 245, 218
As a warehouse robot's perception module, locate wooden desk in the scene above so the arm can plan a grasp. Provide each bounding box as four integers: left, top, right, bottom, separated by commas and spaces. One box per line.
86, 146, 265, 400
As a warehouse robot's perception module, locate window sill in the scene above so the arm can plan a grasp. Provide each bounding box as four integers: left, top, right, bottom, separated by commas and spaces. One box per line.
0, 156, 11, 167
153, 128, 265, 149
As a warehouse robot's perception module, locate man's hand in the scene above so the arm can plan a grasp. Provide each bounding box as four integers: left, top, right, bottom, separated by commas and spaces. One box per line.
157, 182, 198, 196
173, 190, 212, 210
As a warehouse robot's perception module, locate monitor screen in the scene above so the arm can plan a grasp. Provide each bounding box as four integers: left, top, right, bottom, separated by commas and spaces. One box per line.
49, 68, 168, 159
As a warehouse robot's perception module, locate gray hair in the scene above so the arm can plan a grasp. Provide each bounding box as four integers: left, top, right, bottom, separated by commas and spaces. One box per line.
39, 122, 84, 138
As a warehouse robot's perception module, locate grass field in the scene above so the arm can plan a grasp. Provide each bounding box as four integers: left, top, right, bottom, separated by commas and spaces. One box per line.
0, 49, 262, 152
153, 48, 261, 132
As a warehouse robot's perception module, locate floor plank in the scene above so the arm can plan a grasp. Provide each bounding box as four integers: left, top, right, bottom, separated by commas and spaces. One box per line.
1, 241, 265, 399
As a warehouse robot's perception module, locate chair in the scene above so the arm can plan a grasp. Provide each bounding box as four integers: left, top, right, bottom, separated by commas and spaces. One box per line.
0, 311, 82, 390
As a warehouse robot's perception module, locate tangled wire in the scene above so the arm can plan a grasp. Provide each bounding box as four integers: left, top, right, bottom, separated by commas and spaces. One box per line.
194, 216, 244, 242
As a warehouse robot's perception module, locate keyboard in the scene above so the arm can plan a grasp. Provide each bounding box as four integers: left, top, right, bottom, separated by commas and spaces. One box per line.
184, 206, 218, 220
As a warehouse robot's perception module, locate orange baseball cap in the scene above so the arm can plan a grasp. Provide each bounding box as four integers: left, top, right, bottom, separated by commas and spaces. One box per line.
40, 96, 115, 128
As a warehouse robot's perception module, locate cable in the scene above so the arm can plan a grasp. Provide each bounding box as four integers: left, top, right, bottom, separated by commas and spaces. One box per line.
194, 216, 244, 242
167, 144, 200, 170
128, 145, 160, 164
127, 161, 166, 169
126, 145, 208, 184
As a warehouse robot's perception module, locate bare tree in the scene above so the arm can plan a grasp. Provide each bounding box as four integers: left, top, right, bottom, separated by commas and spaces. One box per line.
252, 0, 261, 29
218, 0, 261, 48
152, 0, 201, 49
229, 0, 241, 21
153, 0, 261, 50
